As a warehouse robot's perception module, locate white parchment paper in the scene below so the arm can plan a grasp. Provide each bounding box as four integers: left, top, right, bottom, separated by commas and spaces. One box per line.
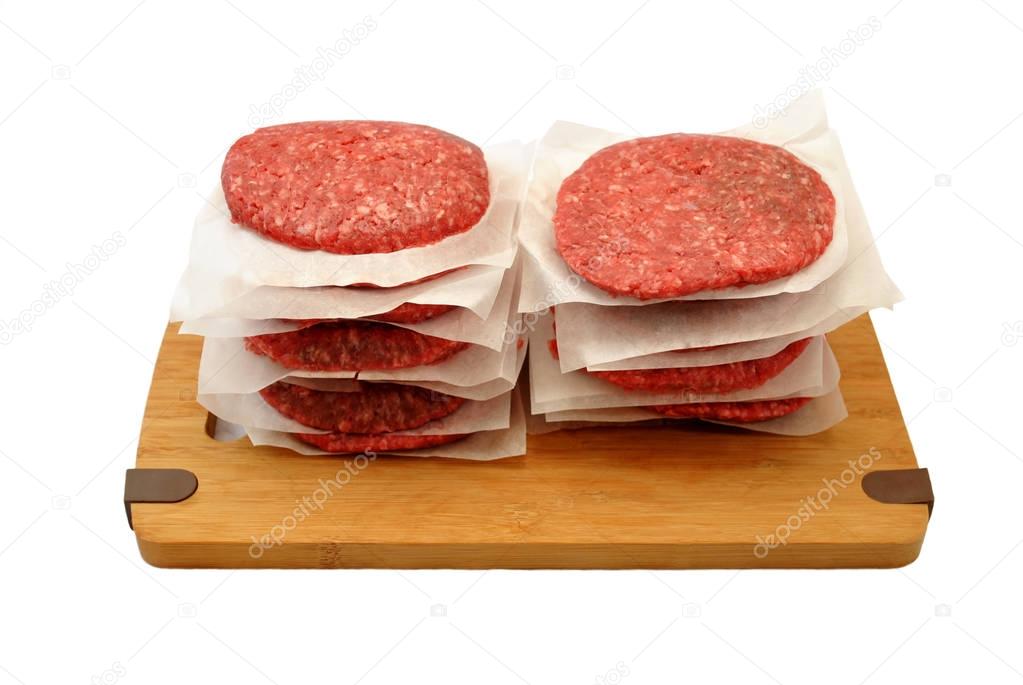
171, 141, 530, 318
529, 313, 839, 413
181, 256, 519, 351
531, 388, 847, 437
582, 307, 861, 372
198, 386, 511, 435
175, 264, 505, 324
197, 271, 524, 397
245, 388, 526, 460
518, 91, 851, 311
586, 329, 806, 371
199, 327, 523, 394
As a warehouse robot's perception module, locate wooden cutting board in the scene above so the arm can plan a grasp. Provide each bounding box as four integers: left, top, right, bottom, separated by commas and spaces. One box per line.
126, 315, 931, 569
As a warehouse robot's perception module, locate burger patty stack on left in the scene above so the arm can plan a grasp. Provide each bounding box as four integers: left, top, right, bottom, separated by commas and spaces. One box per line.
178, 121, 524, 455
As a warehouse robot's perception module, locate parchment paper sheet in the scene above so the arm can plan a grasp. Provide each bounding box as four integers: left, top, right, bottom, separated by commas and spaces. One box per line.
196, 251, 524, 394
586, 329, 805, 371
181, 256, 519, 351
530, 388, 847, 437
529, 313, 839, 413
199, 386, 511, 435
583, 308, 856, 372
518, 91, 851, 312
171, 141, 530, 319
245, 388, 527, 460
198, 324, 523, 394
176, 263, 505, 324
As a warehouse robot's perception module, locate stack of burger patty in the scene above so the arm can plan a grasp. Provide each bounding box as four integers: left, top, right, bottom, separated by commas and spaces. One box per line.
523, 111, 875, 432
176, 120, 525, 455
550, 127, 828, 419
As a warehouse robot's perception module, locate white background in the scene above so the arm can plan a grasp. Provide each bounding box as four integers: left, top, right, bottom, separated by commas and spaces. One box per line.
1, 1, 1022, 683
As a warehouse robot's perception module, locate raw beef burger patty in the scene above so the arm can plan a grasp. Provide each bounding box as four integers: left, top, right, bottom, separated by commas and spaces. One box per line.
589, 338, 812, 393
245, 320, 468, 371
297, 432, 467, 454
260, 381, 465, 433
553, 134, 836, 299
648, 397, 812, 422
222, 121, 490, 254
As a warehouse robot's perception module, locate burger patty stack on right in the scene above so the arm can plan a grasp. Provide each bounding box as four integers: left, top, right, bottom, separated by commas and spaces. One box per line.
550, 134, 830, 424
524, 95, 900, 434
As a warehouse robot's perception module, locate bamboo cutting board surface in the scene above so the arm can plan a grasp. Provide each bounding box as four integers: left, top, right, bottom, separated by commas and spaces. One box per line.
128, 314, 930, 569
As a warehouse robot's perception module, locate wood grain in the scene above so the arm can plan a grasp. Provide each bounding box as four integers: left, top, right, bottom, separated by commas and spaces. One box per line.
131, 315, 929, 569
